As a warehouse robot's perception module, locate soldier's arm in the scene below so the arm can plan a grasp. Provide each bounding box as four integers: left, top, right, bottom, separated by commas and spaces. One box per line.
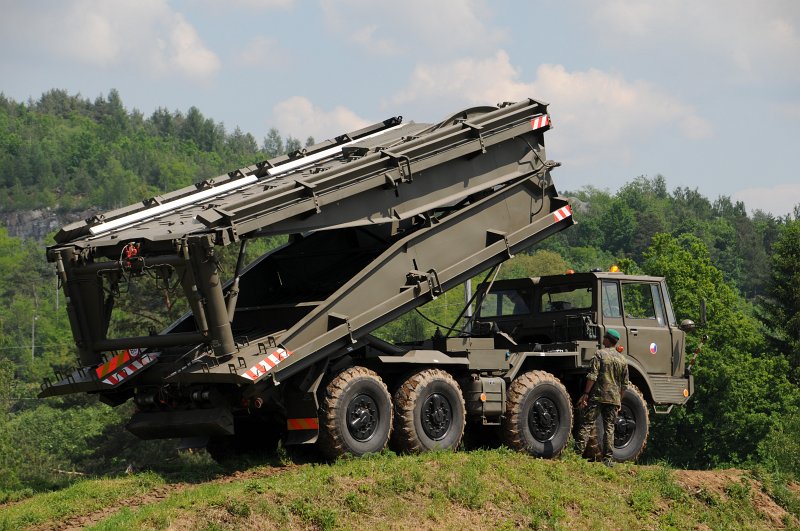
578, 355, 601, 407
621, 361, 630, 398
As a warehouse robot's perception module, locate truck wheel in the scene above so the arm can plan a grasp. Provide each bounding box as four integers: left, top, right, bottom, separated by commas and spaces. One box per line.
595, 384, 650, 462
318, 366, 393, 459
392, 369, 466, 453
502, 371, 572, 458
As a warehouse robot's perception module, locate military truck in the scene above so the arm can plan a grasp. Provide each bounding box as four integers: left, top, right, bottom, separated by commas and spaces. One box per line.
40, 99, 694, 461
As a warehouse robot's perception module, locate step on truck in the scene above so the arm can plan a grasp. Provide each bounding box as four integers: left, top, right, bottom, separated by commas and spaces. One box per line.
41, 99, 694, 461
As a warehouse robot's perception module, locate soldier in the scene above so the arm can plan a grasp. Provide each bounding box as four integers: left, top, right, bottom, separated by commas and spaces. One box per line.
574, 328, 630, 466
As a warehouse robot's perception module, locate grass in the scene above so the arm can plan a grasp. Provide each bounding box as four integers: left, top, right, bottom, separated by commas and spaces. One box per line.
1, 449, 797, 530
0, 472, 163, 529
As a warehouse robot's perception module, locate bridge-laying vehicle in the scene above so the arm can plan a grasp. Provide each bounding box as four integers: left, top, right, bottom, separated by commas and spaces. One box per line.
41, 99, 694, 461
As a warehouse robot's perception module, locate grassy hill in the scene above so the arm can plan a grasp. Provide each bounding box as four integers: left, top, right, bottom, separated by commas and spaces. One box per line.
1, 449, 798, 530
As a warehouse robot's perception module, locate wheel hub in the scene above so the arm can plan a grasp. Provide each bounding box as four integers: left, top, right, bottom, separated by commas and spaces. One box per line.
614, 405, 636, 448
421, 393, 452, 441
529, 396, 559, 442
347, 393, 379, 442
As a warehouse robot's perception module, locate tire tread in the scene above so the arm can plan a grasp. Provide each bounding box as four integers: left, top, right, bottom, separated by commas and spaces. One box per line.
392, 368, 466, 453
318, 366, 392, 459
502, 370, 572, 457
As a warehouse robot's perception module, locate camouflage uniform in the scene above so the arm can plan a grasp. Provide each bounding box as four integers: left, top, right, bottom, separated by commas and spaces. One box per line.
575, 347, 630, 460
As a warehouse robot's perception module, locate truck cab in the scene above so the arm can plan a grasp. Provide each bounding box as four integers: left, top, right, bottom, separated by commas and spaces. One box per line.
474, 270, 694, 407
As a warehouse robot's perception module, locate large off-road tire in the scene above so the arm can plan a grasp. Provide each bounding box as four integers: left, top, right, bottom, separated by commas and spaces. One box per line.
392, 369, 466, 453
502, 370, 573, 458
595, 384, 650, 462
317, 367, 393, 459
206, 418, 281, 462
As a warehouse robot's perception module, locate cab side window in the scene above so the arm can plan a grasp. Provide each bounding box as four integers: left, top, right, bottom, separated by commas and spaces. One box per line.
621, 283, 657, 320
540, 284, 592, 313
479, 289, 530, 317
602, 281, 622, 318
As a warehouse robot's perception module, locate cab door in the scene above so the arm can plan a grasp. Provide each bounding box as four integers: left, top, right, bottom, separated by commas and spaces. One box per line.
620, 281, 673, 375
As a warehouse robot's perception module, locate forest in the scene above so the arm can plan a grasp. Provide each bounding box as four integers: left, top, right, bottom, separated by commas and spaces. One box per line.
0, 90, 798, 497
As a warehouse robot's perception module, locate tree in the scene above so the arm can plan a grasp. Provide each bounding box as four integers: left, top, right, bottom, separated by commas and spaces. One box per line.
599, 198, 638, 255
498, 250, 569, 279
149, 107, 176, 137
262, 128, 284, 158
759, 219, 800, 383
226, 127, 258, 156
0, 358, 20, 489
285, 136, 302, 154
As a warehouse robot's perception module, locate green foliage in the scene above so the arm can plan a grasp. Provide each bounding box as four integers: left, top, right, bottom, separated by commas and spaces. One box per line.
759, 219, 800, 383
641, 233, 799, 468
548, 176, 785, 299
497, 249, 569, 279
2, 401, 111, 489
757, 412, 800, 480
0, 90, 302, 212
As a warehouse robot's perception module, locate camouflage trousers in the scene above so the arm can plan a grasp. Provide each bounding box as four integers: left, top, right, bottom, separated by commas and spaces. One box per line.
575, 402, 619, 460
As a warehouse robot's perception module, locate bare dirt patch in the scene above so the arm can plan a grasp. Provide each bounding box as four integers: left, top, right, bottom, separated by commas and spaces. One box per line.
674, 469, 796, 528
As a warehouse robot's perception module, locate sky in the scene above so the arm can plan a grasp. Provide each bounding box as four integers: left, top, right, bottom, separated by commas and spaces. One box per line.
1, 0, 798, 217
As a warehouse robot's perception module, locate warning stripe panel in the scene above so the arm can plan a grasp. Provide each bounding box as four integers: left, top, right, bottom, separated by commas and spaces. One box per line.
96, 350, 130, 378
242, 348, 293, 382
95, 348, 143, 379
553, 205, 572, 222
287, 418, 319, 431
101, 352, 157, 386
531, 115, 550, 130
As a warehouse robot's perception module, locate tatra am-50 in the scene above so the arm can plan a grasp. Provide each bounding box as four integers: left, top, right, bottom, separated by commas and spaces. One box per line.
41, 99, 696, 461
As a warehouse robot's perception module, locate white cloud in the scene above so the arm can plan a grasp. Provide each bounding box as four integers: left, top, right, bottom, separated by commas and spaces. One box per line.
0, 0, 220, 81
166, 14, 221, 80
234, 36, 287, 69
320, 0, 504, 57
391, 51, 528, 106
590, 1, 800, 83
733, 183, 800, 218
271, 96, 371, 141
391, 51, 712, 169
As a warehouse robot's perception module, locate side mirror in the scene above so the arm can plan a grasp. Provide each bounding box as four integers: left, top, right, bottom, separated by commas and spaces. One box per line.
680, 319, 697, 332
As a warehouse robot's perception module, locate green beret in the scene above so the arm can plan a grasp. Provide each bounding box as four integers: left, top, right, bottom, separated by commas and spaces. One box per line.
605, 328, 621, 341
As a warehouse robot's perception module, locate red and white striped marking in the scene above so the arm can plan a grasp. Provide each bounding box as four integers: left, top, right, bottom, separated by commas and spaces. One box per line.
242, 348, 292, 381
101, 352, 157, 386
553, 205, 572, 222
96, 348, 141, 379
531, 115, 550, 130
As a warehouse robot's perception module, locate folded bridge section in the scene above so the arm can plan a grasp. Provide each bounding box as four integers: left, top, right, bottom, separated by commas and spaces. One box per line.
41, 99, 573, 397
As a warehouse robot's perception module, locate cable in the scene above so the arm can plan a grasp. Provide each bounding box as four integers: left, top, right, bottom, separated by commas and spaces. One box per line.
413, 308, 463, 334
